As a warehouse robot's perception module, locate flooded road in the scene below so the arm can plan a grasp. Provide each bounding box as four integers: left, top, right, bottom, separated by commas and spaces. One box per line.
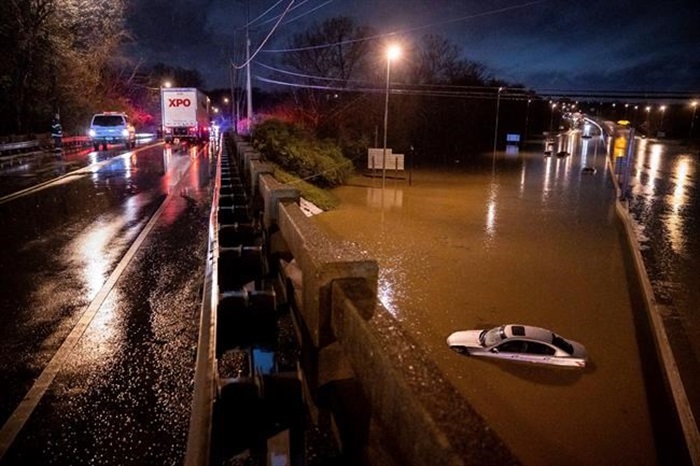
0, 143, 214, 465
314, 136, 683, 465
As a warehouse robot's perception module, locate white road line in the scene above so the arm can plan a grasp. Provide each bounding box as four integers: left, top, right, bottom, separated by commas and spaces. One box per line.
0, 147, 197, 460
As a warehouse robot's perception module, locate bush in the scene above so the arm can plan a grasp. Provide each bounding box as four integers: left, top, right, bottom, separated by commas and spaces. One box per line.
253, 118, 353, 187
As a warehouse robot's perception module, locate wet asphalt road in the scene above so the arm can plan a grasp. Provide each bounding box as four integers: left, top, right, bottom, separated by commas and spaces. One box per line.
0, 142, 215, 465
628, 138, 700, 440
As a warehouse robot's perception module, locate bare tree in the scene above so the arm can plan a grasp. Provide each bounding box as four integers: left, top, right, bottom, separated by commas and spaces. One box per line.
276, 16, 375, 130
283, 16, 374, 85
408, 34, 487, 85
0, 0, 129, 134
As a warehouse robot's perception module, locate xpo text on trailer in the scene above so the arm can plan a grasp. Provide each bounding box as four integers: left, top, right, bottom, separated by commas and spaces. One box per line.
161, 88, 210, 143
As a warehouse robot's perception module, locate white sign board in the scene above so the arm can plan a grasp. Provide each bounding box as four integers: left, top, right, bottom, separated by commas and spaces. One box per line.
368, 148, 404, 170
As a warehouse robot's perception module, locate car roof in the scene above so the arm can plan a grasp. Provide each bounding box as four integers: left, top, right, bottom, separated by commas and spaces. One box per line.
503, 324, 556, 344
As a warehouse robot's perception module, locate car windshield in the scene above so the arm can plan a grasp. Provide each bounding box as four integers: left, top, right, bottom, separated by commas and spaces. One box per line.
93, 115, 125, 127
480, 326, 507, 347
551, 334, 574, 354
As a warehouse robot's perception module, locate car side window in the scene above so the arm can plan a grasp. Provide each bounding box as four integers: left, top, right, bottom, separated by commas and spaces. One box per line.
496, 340, 526, 353
525, 342, 556, 356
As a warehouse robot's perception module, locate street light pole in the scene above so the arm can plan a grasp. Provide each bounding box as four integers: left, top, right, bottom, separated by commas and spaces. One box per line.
524, 98, 531, 142
493, 87, 503, 159
690, 101, 698, 139
660, 105, 667, 134
645, 106, 651, 134
549, 102, 556, 137
382, 45, 400, 189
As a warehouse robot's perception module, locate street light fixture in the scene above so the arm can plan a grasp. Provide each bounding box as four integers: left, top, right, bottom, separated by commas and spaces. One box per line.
382, 44, 401, 188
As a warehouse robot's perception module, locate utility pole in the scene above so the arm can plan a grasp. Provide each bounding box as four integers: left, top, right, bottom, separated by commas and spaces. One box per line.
229, 58, 235, 133
245, 0, 253, 134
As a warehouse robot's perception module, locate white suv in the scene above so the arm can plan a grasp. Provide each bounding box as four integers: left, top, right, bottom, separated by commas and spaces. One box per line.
89, 112, 136, 150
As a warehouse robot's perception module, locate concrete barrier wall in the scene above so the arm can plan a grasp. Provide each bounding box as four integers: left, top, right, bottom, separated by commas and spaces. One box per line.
331, 281, 517, 466
236, 135, 518, 465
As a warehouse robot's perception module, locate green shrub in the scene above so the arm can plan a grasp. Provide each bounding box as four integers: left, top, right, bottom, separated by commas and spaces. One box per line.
253, 118, 353, 187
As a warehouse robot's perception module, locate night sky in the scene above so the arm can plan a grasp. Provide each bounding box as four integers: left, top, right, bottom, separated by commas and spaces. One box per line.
127, 0, 700, 93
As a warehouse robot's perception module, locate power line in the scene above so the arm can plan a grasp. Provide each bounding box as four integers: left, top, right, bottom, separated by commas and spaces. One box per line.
262, 0, 549, 54
255, 74, 697, 103
247, 0, 286, 28
232, 0, 296, 70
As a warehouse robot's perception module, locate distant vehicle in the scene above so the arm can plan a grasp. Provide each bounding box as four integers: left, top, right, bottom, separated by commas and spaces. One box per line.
88, 112, 135, 151
446, 324, 588, 368
161, 87, 210, 144
556, 151, 570, 157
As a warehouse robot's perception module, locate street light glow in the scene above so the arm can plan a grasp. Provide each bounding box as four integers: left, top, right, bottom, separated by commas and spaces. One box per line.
387, 44, 401, 61
163, 81, 172, 88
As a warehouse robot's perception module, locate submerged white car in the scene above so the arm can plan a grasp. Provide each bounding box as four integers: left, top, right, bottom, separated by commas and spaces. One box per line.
446, 324, 587, 368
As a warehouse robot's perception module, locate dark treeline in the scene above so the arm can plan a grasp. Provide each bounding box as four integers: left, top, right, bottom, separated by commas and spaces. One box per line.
6, 5, 687, 159
0, 0, 204, 137
248, 16, 546, 165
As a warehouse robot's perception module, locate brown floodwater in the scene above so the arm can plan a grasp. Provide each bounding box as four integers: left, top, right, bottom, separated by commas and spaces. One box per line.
313, 140, 659, 466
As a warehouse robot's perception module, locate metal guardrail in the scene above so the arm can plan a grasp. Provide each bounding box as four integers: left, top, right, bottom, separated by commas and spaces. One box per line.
1, 134, 158, 160
0, 140, 41, 152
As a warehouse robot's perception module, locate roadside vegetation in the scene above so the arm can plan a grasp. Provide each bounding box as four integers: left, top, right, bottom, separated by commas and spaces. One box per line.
251, 118, 354, 209
270, 166, 340, 211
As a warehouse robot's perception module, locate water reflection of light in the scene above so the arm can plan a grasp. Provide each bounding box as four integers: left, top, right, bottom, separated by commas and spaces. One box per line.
190, 151, 200, 188
519, 160, 527, 196
666, 157, 691, 254
71, 218, 117, 299
379, 275, 399, 317
554, 157, 564, 187
581, 139, 589, 167
647, 144, 663, 191
542, 155, 552, 202
566, 132, 577, 155
367, 187, 403, 210
163, 146, 172, 170
124, 152, 133, 180
485, 182, 498, 241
